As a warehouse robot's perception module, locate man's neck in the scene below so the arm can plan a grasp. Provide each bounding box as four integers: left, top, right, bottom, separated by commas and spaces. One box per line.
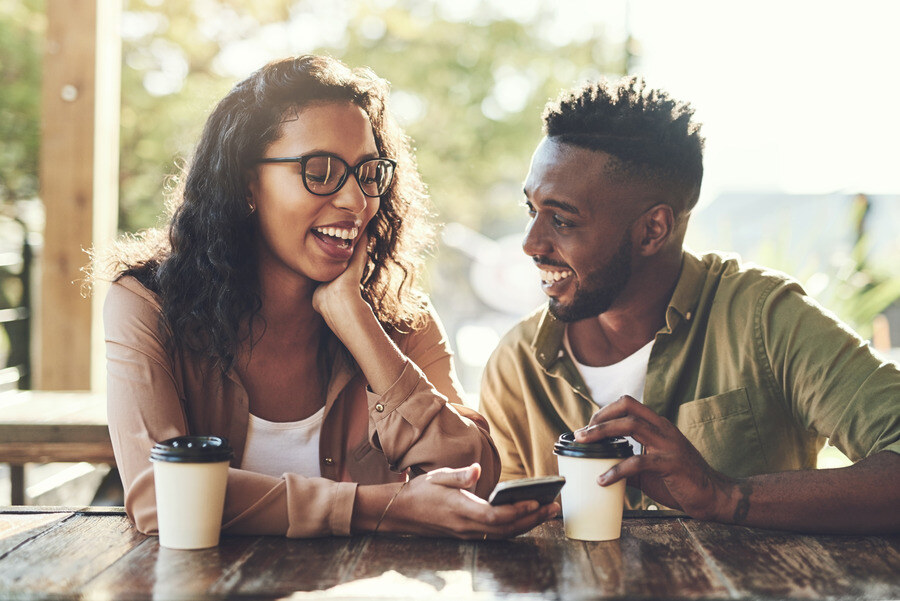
567, 250, 682, 367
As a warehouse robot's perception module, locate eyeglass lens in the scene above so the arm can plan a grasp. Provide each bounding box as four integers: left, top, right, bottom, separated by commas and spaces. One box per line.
304, 156, 393, 197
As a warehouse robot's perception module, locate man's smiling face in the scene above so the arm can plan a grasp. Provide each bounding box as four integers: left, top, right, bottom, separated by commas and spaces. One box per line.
521, 138, 640, 322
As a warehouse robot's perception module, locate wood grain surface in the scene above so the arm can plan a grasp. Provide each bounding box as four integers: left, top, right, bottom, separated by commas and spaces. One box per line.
1, 509, 897, 600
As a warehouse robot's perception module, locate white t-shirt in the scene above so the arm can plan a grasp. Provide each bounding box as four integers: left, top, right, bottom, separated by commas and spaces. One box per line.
240, 406, 325, 478
564, 328, 654, 454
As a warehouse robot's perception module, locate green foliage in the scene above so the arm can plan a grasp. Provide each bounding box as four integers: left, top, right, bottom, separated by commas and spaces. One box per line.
0, 0, 44, 202
732, 196, 900, 339
814, 197, 900, 339
118, 0, 240, 231
115, 0, 623, 234
0, 0, 624, 233
337, 2, 621, 235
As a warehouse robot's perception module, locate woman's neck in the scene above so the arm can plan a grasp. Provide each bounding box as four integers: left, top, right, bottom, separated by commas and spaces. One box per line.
234, 266, 331, 421
251, 263, 326, 346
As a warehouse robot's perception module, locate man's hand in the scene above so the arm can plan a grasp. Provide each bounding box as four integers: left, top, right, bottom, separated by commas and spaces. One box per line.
574, 395, 738, 522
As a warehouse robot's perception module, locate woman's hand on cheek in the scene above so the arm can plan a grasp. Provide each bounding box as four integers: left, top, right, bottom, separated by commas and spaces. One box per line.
311, 231, 406, 393
312, 233, 371, 331
385, 464, 560, 539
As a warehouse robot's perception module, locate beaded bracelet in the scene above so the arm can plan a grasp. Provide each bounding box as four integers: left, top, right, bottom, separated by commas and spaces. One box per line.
374, 480, 407, 533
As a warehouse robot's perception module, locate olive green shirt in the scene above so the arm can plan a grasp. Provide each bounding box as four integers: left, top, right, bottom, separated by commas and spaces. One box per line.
481, 250, 900, 509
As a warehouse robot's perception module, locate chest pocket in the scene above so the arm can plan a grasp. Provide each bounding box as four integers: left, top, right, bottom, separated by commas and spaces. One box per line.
674, 388, 768, 478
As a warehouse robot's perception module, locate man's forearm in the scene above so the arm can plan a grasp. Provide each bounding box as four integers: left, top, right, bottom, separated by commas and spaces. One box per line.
717, 451, 900, 534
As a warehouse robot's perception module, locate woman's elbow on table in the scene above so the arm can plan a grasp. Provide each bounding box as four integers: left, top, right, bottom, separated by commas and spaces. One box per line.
123, 473, 160, 535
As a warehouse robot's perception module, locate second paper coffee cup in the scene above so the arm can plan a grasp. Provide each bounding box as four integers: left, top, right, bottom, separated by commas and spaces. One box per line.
150, 435, 233, 550
554, 432, 633, 541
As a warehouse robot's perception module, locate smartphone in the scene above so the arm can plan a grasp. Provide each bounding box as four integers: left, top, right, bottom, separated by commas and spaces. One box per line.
488, 475, 566, 506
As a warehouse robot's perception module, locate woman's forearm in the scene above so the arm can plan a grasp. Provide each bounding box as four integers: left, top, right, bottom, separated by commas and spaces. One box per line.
319, 293, 406, 394
351, 482, 405, 533
340, 304, 407, 394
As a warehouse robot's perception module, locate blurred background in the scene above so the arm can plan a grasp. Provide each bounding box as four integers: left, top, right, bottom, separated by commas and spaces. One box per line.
2, 0, 899, 505
2, 0, 899, 394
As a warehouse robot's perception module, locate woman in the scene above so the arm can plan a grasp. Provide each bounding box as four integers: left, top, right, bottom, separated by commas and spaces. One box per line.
102, 55, 557, 538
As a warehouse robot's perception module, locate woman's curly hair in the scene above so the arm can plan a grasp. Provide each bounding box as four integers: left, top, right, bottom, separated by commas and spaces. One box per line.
103, 55, 434, 371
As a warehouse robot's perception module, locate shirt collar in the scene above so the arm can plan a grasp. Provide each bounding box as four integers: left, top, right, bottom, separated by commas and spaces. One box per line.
662, 249, 705, 334
530, 249, 707, 366
531, 306, 566, 369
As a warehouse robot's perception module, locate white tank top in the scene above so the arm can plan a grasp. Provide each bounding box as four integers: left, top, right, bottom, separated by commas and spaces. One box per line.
240, 406, 325, 478
564, 328, 654, 454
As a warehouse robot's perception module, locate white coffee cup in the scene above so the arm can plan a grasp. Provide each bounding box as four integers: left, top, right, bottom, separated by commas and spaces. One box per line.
554, 432, 633, 541
150, 436, 233, 550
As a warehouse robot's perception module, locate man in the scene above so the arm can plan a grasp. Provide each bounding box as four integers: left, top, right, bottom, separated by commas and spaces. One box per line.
480, 77, 899, 533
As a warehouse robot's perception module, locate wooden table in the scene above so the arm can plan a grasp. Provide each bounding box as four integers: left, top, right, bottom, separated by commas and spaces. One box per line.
0, 391, 114, 504
1, 508, 897, 600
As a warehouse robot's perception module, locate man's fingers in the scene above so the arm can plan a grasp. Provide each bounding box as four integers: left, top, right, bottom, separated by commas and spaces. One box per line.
598, 454, 650, 485
576, 414, 666, 450
576, 397, 677, 451
581, 395, 637, 429
577, 395, 654, 434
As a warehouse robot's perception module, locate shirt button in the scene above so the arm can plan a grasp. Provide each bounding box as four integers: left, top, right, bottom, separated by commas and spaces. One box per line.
685, 311, 692, 321
375, 402, 385, 413
323, 457, 334, 465
648, 504, 659, 510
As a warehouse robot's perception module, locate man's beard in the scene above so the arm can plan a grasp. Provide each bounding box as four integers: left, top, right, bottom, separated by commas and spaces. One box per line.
548, 234, 633, 323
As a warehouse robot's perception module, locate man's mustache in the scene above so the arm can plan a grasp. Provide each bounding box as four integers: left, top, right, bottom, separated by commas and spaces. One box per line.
532, 256, 570, 269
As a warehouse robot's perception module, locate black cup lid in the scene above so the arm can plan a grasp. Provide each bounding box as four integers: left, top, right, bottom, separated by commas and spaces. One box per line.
553, 431, 634, 459
150, 436, 234, 463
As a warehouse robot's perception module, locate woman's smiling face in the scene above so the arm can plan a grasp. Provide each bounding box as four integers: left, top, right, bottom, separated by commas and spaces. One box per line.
248, 102, 381, 285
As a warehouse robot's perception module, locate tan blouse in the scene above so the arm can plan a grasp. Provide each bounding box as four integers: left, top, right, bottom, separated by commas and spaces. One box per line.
104, 276, 499, 537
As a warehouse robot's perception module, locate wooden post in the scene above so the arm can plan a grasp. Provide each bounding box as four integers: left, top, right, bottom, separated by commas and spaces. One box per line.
37, 0, 120, 390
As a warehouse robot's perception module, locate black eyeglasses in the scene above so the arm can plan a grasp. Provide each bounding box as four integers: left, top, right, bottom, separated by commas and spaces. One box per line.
257, 153, 397, 198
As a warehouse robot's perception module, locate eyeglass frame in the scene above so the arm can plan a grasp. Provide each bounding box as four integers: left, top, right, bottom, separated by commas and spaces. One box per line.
256, 153, 397, 198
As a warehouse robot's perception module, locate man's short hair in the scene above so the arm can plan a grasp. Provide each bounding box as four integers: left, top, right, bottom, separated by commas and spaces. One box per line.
542, 76, 705, 217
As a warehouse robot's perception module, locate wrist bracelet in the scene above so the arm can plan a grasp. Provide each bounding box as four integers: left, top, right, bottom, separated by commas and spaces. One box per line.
374, 480, 407, 533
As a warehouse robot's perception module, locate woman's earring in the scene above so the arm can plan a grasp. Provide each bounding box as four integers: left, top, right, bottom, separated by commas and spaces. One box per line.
246, 193, 256, 216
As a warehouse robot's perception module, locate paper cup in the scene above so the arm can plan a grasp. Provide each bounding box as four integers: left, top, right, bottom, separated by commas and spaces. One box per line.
150, 436, 233, 550
554, 432, 633, 541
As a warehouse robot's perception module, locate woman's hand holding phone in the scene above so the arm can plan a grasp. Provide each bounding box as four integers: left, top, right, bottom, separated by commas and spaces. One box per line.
373, 464, 560, 540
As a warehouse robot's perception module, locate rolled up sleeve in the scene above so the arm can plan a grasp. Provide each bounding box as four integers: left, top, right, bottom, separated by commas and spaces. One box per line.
760, 281, 900, 461
365, 304, 500, 498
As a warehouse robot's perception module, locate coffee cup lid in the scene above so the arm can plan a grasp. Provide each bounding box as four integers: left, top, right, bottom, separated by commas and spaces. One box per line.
553, 432, 634, 459
150, 436, 234, 463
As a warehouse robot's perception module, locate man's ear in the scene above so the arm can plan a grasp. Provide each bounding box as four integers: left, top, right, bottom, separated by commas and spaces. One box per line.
634, 203, 674, 256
